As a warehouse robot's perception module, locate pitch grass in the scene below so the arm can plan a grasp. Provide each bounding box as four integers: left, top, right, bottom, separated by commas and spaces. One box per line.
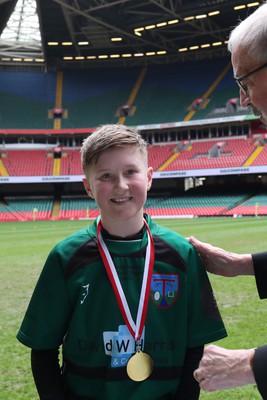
1, 217, 266, 399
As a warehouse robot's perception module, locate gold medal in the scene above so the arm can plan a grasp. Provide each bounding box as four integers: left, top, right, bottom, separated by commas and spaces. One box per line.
126, 351, 154, 381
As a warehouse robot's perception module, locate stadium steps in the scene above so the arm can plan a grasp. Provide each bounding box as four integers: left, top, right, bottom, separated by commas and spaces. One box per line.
53, 71, 64, 129
52, 198, 61, 219
157, 151, 180, 171
183, 62, 231, 122
224, 193, 267, 216
0, 198, 26, 221
243, 145, 264, 166
221, 192, 261, 215
0, 159, 9, 176
118, 67, 147, 125
53, 158, 61, 175
1, 201, 26, 221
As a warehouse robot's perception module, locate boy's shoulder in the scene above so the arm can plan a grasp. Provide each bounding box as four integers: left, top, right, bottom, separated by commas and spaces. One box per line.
147, 216, 196, 262
148, 216, 189, 246
51, 224, 97, 258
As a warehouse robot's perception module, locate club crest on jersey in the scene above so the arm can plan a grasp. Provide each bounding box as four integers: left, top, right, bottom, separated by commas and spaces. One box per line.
151, 274, 179, 308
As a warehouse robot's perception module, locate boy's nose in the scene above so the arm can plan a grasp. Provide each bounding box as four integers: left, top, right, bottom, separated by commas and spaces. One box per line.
114, 176, 128, 191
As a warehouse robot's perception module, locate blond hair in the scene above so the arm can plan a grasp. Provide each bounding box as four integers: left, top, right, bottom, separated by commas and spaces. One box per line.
81, 124, 148, 171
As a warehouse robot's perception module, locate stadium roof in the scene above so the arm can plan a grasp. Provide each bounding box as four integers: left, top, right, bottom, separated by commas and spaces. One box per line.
0, 0, 264, 70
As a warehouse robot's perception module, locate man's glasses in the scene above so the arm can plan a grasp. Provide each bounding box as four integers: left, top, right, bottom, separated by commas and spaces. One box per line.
234, 61, 267, 95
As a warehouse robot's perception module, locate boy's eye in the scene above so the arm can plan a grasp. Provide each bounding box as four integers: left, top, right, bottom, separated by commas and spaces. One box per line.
101, 173, 112, 179
126, 169, 136, 175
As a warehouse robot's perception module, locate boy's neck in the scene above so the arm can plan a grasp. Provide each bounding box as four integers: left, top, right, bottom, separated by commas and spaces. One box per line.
102, 224, 145, 241
100, 215, 145, 238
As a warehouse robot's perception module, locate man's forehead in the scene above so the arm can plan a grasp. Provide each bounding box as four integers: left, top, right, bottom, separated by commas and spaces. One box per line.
231, 48, 254, 78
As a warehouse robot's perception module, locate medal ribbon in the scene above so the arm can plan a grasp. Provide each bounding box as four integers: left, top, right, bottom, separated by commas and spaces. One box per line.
97, 217, 154, 341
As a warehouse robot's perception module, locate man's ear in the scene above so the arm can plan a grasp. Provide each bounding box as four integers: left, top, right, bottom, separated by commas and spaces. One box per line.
83, 178, 94, 199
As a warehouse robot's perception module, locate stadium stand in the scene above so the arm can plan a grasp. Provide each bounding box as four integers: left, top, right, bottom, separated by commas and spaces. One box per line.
60, 68, 143, 128
0, 58, 241, 129
59, 150, 83, 175
1, 138, 267, 179
0, 198, 53, 221
249, 144, 267, 166
148, 144, 177, 171
58, 197, 99, 220
144, 186, 253, 217
0, 71, 56, 129
163, 138, 257, 170
1, 184, 260, 222
224, 193, 267, 216
0, 59, 266, 222
2, 150, 53, 176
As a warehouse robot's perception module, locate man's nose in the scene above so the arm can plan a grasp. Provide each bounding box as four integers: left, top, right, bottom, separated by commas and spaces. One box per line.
239, 88, 251, 108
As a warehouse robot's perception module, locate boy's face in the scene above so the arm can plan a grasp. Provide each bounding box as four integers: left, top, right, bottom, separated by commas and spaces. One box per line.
83, 145, 153, 231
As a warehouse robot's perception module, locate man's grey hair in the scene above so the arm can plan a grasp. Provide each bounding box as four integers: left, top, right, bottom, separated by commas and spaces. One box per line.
228, 3, 267, 63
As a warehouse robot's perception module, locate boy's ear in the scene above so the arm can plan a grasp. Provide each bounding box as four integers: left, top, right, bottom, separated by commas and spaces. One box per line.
147, 167, 153, 191
83, 178, 94, 199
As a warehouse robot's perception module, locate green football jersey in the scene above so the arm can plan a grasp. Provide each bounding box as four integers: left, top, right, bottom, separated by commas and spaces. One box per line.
17, 214, 227, 399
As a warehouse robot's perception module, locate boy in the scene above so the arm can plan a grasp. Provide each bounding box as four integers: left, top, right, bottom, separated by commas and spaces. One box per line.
17, 124, 227, 399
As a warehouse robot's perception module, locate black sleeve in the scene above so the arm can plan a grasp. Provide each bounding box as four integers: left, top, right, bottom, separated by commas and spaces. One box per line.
253, 345, 267, 399
252, 252, 267, 299
31, 348, 66, 400
174, 346, 204, 399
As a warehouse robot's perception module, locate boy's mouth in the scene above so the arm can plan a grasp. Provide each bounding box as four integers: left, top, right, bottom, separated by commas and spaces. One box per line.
111, 197, 132, 203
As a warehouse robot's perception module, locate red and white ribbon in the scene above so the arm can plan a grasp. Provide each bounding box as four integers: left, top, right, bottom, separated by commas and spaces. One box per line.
97, 218, 154, 341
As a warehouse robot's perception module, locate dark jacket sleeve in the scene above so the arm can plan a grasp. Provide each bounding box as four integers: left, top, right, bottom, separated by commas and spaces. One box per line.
31, 348, 66, 400
174, 346, 204, 399
253, 345, 267, 399
252, 252, 267, 299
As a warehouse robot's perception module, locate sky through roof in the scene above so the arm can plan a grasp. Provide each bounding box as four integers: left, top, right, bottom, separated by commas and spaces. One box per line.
1, 0, 41, 49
